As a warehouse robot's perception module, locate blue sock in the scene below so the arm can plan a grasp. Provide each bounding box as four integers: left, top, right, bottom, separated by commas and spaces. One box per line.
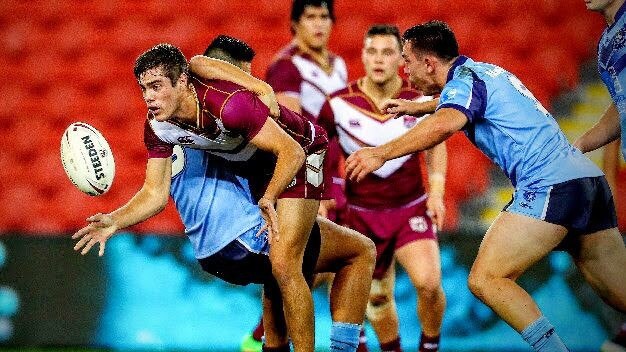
521, 316, 569, 352
330, 321, 361, 352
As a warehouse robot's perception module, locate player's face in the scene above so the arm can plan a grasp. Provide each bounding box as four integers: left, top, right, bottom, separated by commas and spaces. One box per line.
362, 35, 403, 85
402, 42, 440, 95
293, 6, 332, 50
584, 0, 615, 11
138, 67, 186, 122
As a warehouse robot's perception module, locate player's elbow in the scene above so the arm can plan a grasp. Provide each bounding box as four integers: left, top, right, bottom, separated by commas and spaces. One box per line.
291, 144, 306, 169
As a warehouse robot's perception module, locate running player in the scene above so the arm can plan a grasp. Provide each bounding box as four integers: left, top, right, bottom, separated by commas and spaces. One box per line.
574, 0, 626, 161
317, 24, 446, 352
73, 143, 375, 352
346, 21, 626, 352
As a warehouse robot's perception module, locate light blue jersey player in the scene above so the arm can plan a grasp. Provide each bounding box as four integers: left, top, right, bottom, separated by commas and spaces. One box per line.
346, 21, 626, 352
575, 0, 626, 160
437, 56, 605, 220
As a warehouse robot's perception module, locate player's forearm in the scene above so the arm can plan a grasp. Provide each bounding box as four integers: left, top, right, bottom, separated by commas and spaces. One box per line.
425, 142, 447, 196
189, 55, 271, 95
379, 113, 455, 162
412, 98, 438, 116
574, 103, 620, 153
108, 186, 169, 230
263, 144, 306, 201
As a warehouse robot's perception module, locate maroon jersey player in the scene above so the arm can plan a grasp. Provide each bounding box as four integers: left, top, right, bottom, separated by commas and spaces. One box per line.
318, 25, 447, 352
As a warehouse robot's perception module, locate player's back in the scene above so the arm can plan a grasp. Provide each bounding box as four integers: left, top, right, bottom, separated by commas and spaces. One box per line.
441, 56, 603, 188
169, 146, 263, 259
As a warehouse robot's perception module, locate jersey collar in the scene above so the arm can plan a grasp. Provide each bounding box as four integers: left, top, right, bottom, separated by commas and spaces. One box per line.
446, 55, 469, 83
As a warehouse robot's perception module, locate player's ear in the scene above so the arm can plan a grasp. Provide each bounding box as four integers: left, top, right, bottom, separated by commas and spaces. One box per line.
177, 72, 189, 87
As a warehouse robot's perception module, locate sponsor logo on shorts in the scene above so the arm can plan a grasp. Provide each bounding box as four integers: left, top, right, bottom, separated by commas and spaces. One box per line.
409, 216, 428, 233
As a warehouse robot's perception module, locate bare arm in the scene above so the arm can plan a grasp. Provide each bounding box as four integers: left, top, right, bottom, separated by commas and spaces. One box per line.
346, 108, 466, 182
249, 117, 306, 241
382, 97, 439, 117
189, 55, 279, 116
276, 93, 302, 114
573, 103, 620, 153
72, 157, 172, 255
423, 141, 447, 229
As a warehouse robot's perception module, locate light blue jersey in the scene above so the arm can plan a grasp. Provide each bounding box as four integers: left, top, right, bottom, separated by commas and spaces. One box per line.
437, 56, 603, 190
597, 2, 626, 159
169, 146, 265, 259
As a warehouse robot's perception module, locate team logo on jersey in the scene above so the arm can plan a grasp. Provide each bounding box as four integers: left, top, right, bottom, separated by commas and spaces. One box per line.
403, 116, 417, 128
409, 216, 428, 233
349, 119, 361, 128
177, 135, 194, 144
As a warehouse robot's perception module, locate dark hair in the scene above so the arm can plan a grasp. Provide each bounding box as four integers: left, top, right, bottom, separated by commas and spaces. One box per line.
402, 21, 459, 61
134, 43, 188, 85
291, 0, 335, 22
203, 35, 256, 65
366, 24, 402, 49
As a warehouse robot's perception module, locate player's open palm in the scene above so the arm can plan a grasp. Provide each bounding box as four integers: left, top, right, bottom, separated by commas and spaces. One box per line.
345, 147, 385, 182
258, 198, 280, 243
72, 213, 117, 257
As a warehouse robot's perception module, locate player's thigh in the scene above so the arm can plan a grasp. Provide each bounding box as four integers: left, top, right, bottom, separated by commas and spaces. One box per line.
271, 198, 320, 258
471, 211, 568, 280
395, 239, 442, 289
314, 216, 375, 273
568, 227, 626, 284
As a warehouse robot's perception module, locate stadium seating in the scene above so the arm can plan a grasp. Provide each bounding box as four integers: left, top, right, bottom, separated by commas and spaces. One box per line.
0, 1, 605, 234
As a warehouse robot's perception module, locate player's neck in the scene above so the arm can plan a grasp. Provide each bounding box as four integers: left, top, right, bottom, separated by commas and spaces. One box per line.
173, 86, 200, 126
360, 76, 403, 109
602, 0, 624, 25
294, 39, 330, 70
439, 58, 457, 90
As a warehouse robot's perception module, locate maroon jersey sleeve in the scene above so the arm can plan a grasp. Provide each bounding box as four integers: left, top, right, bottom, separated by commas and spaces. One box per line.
265, 58, 302, 95
317, 99, 337, 138
220, 90, 269, 140
144, 120, 173, 158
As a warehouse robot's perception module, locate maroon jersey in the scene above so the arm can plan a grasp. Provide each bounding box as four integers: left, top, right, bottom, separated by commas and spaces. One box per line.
265, 43, 347, 123
318, 79, 433, 209
144, 74, 329, 200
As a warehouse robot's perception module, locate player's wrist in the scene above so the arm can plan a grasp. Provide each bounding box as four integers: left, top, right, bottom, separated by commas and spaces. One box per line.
429, 172, 445, 197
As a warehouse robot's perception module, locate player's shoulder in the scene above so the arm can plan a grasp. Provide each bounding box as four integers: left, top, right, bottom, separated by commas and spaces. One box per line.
328, 80, 358, 99
268, 43, 301, 66
398, 79, 423, 100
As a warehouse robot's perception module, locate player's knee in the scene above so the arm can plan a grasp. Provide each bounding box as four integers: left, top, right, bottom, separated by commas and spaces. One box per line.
366, 278, 395, 321
359, 236, 376, 267
414, 276, 442, 300
270, 257, 302, 284
467, 269, 488, 299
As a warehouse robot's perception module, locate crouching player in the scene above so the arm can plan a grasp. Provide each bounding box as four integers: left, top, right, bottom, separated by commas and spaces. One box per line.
72, 145, 375, 352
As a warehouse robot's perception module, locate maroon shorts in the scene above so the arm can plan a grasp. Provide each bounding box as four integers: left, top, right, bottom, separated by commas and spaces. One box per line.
345, 197, 437, 279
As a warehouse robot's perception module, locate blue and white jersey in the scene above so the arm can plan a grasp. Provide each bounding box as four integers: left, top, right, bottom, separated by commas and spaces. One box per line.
437, 56, 603, 189
169, 146, 265, 259
597, 2, 626, 159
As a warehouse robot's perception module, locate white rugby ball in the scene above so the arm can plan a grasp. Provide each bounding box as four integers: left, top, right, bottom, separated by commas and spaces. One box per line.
60, 122, 115, 196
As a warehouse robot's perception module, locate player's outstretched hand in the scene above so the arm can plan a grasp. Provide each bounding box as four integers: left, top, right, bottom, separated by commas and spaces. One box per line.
382, 98, 418, 118
426, 194, 445, 230
72, 213, 118, 257
258, 197, 280, 243
345, 147, 385, 182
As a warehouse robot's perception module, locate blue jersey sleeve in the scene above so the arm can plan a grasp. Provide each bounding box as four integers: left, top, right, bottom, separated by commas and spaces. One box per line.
437, 69, 487, 123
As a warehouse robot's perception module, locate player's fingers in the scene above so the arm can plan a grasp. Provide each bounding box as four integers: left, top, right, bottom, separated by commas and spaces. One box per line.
72, 226, 92, 239
73, 234, 92, 250
86, 213, 103, 222
381, 99, 399, 110
81, 238, 98, 255
98, 241, 106, 257
356, 166, 370, 183
256, 223, 269, 237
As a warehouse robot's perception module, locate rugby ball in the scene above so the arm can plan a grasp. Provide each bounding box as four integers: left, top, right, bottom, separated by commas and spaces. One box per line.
60, 122, 115, 196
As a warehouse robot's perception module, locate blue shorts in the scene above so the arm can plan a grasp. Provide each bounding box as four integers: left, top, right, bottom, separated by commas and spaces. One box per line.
198, 222, 321, 286
504, 176, 617, 236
